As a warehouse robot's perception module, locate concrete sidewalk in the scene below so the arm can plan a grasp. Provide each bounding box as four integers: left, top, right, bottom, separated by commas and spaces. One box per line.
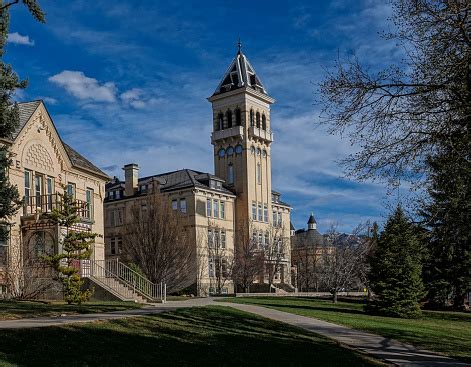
0, 298, 469, 367
224, 302, 470, 367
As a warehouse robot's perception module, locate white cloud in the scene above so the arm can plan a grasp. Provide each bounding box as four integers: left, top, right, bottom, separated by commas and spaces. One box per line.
8, 32, 34, 46
120, 88, 146, 109
40, 97, 58, 105
48, 71, 117, 102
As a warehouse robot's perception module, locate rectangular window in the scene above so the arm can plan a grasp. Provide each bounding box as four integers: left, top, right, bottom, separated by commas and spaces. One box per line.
208, 257, 215, 277
220, 201, 225, 219
252, 232, 257, 245
278, 212, 282, 227
263, 204, 268, 223
258, 232, 263, 246
221, 230, 226, 249
86, 188, 93, 219
172, 199, 178, 210
66, 182, 76, 199
117, 237, 123, 254
273, 211, 277, 226
252, 202, 257, 220
46, 177, 54, 211
114, 209, 123, 226
110, 238, 116, 255
35, 174, 42, 208
210, 180, 216, 189
208, 229, 213, 248
24, 170, 31, 204
258, 203, 262, 222
213, 199, 219, 218
214, 230, 220, 248
179, 198, 187, 213
265, 232, 269, 247
206, 198, 212, 217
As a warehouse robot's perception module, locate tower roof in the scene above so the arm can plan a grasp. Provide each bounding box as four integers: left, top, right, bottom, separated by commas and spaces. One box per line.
308, 213, 317, 224
213, 43, 267, 96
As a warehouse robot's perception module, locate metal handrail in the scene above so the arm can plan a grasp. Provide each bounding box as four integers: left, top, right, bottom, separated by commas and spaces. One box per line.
82, 259, 166, 303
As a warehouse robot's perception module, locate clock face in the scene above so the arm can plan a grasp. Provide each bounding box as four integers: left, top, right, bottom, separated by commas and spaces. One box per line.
226, 146, 234, 156
235, 145, 243, 154
218, 148, 225, 157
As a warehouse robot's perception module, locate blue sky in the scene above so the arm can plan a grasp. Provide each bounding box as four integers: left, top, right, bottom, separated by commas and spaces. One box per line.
6, 0, 403, 233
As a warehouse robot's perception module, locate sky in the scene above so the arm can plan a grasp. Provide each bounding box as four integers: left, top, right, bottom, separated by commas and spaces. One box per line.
6, 0, 404, 233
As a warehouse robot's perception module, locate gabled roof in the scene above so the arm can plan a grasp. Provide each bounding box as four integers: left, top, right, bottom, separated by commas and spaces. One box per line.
16, 100, 108, 179
213, 48, 267, 96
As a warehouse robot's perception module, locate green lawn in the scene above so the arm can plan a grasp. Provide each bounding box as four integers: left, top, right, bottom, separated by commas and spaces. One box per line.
0, 300, 143, 320
220, 297, 471, 362
0, 306, 384, 367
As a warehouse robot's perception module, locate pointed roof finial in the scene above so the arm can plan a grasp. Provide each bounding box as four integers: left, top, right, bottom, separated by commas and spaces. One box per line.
237, 37, 242, 54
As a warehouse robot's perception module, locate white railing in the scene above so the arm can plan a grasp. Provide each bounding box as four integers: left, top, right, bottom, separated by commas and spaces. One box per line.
81, 259, 166, 303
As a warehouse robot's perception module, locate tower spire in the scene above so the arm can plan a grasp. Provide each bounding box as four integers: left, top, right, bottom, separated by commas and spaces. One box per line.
237, 37, 242, 54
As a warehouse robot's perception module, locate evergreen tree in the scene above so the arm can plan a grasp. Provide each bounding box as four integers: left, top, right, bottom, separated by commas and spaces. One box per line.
44, 188, 96, 304
0, 1, 45, 241
368, 207, 425, 318
422, 136, 471, 310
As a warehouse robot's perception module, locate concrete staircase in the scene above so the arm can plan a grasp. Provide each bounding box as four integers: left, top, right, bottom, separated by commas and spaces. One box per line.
80, 259, 166, 303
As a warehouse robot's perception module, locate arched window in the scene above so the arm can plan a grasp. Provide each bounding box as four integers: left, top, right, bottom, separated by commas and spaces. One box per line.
227, 163, 234, 185
235, 108, 241, 126
262, 114, 266, 130
217, 113, 224, 131
226, 110, 233, 128
250, 109, 254, 126
256, 112, 260, 128
262, 149, 267, 158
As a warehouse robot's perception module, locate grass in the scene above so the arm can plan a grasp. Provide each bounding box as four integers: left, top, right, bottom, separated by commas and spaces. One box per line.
219, 297, 471, 362
0, 300, 143, 320
0, 306, 384, 367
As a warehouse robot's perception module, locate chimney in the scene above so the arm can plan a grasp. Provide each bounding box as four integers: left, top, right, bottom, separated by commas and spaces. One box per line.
123, 163, 139, 197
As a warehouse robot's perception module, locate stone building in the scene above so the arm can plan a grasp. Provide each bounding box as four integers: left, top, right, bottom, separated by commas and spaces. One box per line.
104, 46, 293, 295
0, 100, 109, 297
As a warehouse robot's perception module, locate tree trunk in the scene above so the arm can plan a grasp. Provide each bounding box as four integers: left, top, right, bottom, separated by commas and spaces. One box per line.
333, 290, 338, 303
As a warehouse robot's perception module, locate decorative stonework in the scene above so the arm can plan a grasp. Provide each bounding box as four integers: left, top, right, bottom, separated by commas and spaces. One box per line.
25, 144, 54, 172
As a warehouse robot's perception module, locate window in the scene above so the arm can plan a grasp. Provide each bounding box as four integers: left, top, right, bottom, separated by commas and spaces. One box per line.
110, 238, 117, 255
213, 199, 219, 218
265, 232, 269, 247
208, 258, 215, 277
227, 164, 234, 185
252, 231, 257, 245
66, 183, 76, 199
214, 230, 220, 247
264, 204, 268, 223
250, 109, 254, 126
35, 174, 42, 208
216, 181, 222, 190
110, 209, 123, 227
206, 199, 212, 217
115, 190, 121, 199
217, 113, 224, 130
221, 230, 226, 248
257, 148, 261, 156
258, 232, 263, 246
226, 110, 233, 128
208, 229, 214, 248
258, 203, 262, 222
256, 112, 260, 128
273, 211, 277, 225
257, 163, 261, 185
235, 145, 243, 154
262, 114, 267, 130
180, 198, 187, 213
220, 201, 225, 219
172, 199, 178, 210
24, 170, 31, 204
252, 202, 257, 220
278, 212, 282, 227
118, 237, 123, 254
85, 188, 93, 219
262, 149, 267, 158
235, 108, 241, 126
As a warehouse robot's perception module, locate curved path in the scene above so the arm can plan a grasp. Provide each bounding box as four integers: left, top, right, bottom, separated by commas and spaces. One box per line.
0, 298, 468, 367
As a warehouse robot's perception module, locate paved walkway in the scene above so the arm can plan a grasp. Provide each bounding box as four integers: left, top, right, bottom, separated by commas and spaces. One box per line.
0, 298, 469, 367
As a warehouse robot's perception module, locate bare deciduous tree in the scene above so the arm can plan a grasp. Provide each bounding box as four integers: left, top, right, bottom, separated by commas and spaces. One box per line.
121, 192, 194, 294
292, 235, 323, 292
261, 224, 288, 292
232, 221, 264, 293
206, 222, 234, 295
318, 0, 471, 184
320, 224, 370, 303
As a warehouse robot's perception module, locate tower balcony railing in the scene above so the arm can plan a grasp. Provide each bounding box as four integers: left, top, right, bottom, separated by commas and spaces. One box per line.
22, 193, 92, 221
249, 126, 274, 142
211, 125, 244, 143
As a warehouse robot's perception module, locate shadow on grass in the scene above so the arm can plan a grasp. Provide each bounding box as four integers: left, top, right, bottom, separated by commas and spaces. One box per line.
0, 306, 381, 367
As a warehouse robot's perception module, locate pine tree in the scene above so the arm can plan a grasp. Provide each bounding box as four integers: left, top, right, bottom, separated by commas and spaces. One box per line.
44, 187, 96, 304
368, 207, 425, 318
421, 136, 471, 310
0, 1, 45, 241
